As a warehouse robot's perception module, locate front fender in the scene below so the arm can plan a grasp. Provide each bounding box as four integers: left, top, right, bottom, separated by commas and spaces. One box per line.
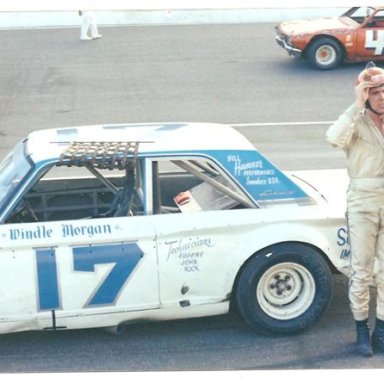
223, 219, 346, 294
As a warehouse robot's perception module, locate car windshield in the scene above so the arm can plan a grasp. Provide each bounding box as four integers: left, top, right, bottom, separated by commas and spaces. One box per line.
0, 141, 32, 211
341, 6, 377, 25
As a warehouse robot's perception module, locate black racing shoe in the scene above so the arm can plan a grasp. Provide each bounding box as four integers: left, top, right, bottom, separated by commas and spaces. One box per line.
356, 321, 373, 357
372, 328, 384, 353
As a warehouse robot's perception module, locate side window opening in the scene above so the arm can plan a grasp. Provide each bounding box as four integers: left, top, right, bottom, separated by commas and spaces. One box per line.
6, 165, 128, 223
152, 158, 254, 214
5, 141, 144, 224
347, 7, 384, 27
4, 147, 256, 223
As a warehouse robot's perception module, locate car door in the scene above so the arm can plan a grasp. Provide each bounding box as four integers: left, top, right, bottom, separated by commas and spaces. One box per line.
153, 210, 239, 308
0, 214, 159, 333
145, 156, 256, 308
355, 10, 384, 59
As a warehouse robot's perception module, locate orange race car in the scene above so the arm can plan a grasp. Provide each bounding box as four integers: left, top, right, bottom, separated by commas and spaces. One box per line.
275, 6, 384, 70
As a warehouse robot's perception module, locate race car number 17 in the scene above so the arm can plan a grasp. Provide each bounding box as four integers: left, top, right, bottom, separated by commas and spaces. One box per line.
35, 243, 144, 311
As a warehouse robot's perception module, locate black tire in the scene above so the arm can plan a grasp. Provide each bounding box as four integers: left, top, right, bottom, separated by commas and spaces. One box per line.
235, 243, 333, 334
306, 37, 342, 70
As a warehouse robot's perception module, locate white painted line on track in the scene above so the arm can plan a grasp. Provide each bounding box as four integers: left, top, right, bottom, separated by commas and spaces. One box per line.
231, 121, 334, 127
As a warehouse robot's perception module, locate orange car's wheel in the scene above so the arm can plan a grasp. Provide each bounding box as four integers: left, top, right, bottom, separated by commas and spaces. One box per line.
306, 37, 342, 70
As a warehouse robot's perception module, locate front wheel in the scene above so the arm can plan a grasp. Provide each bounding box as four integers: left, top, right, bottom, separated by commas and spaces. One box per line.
235, 243, 333, 334
306, 37, 342, 70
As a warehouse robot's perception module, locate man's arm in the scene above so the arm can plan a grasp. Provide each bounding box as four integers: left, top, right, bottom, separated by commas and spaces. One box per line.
326, 103, 360, 149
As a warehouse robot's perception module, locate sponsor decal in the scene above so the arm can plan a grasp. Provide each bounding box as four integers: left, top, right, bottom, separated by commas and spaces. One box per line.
165, 236, 214, 273
217, 150, 308, 201
3, 223, 112, 241
337, 226, 351, 260
229, 155, 279, 186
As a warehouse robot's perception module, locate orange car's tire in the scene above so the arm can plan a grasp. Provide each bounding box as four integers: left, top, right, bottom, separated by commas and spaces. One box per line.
306, 37, 343, 70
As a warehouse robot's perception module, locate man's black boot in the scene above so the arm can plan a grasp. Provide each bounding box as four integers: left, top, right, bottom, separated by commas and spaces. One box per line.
372, 318, 384, 353
356, 319, 373, 357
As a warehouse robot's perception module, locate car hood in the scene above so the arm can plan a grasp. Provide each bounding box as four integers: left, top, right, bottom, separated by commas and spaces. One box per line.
277, 16, 352, 35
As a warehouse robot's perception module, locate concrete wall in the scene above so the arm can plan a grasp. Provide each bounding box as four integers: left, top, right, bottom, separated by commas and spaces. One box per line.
0, 7, 347, 29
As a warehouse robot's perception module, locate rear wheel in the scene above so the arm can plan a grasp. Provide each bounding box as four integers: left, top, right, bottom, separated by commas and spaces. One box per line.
306, 37, 342, 70
235, 243, 333, 334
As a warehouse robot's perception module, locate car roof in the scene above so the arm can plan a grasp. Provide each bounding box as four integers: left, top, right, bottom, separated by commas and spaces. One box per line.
350, 6, 384, 11
26, 122, 255, 164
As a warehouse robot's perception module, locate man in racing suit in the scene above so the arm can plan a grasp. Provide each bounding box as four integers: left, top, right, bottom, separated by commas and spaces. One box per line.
326, 64, 384, 357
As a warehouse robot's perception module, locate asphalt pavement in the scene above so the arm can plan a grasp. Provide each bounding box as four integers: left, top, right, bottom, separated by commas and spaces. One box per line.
0, 23, 382, 374
0, 22, 362, 168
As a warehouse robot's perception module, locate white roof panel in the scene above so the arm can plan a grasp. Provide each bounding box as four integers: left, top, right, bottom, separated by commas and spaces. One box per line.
26, 122, 255, 163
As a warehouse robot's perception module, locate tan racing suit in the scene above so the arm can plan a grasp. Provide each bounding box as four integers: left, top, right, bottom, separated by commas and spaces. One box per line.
327, 103, 384, 321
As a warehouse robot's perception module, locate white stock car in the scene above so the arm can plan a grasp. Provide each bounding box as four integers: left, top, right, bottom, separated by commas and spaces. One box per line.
0, 122, 351, 335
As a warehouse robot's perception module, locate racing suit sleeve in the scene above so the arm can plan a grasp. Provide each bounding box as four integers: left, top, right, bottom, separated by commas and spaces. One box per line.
326, 103, 361, 149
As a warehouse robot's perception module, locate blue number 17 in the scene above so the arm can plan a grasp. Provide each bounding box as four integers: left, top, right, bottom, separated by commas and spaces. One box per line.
36, 242, 144, 311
